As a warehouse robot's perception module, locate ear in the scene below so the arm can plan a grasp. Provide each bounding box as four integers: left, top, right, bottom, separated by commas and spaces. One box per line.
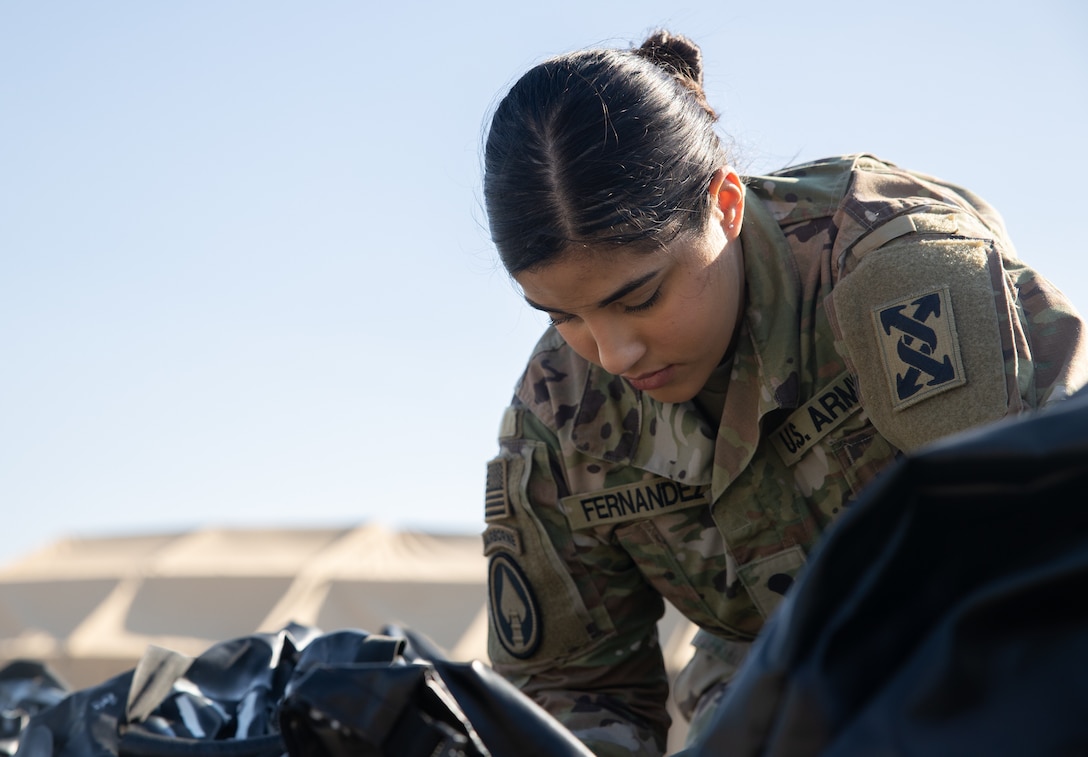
708, 167, 745, 239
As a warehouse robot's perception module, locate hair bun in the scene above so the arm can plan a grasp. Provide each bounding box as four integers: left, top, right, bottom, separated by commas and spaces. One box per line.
635, 31, 717, 120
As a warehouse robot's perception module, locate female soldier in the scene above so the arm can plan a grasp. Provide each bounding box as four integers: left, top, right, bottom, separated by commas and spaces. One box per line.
480, 30, 1088, 756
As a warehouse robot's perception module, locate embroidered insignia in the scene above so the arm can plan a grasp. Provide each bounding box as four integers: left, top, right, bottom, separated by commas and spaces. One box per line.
771, 370, 862, 465
488, 553, 541, 659
560, 478, 709, 530
484, 458, 512, 522
482, 524, 522, 556
873, 287, 965, 410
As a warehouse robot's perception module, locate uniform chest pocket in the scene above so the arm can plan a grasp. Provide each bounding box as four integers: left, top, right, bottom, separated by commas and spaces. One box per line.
613, 511, 762, 641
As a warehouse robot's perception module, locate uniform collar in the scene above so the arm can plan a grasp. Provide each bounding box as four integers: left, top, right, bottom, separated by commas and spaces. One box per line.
709, 191, 804, 501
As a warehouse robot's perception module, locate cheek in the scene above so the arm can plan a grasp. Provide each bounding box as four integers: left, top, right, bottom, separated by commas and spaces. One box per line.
654, 291, 705, 345
645, 315, 684, 351
674, 285, 734, 355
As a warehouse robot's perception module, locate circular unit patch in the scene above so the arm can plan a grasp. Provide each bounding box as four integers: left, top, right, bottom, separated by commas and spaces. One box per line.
488, 553, 541, 659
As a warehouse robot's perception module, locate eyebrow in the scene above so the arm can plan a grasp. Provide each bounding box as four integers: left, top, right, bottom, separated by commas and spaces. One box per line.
524, 269, 662, 315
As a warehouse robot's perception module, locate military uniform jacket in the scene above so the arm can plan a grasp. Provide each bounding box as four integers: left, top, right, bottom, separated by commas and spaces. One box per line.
482, 155, 1088, 755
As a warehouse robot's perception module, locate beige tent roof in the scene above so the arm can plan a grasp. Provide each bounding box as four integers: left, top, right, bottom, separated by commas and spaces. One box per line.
0, 525, 699, 714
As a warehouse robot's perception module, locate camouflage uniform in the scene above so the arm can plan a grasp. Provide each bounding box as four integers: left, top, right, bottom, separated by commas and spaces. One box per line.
482, 155, 1088, 755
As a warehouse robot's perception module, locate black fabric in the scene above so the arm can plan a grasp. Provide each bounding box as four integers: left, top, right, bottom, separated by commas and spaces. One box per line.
117, 733, 284, 757
278, 658, 596, 757
11, 623, 592, 757
278, 664, 482, 757
14, 670, 134, 757
682, 388, 1088, 756
437, 659, 596, 757
0, 661, 71, 757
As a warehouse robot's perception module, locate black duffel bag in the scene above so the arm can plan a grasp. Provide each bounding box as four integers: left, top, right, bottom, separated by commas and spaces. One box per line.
682, 388, 1088, 757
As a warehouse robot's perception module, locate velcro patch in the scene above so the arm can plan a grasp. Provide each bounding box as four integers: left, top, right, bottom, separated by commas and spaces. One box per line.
771, 371, 863, 465
482, 524, 522, 556
484, 458, 512, 522
736, 545, 807, 619
498, 405, 520, 440
561, 477, 709, 530
829, 235, 1007, 451
873, 286, 965, 410
488, 553, 541, 659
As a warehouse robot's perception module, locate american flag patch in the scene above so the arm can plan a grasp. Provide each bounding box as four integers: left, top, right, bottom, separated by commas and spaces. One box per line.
485, 458, 512, 522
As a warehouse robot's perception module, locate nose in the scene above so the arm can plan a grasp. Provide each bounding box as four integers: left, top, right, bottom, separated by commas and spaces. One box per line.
590, 318, 646, 376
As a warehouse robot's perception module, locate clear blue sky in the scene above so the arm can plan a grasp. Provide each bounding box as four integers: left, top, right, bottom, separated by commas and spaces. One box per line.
2, 1, 1085, 566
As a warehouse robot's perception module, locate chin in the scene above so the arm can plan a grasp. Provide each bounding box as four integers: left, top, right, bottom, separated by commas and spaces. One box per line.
644, 385, 698, 405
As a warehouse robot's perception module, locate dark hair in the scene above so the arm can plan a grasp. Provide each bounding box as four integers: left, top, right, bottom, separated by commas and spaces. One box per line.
483, 31, 731, 275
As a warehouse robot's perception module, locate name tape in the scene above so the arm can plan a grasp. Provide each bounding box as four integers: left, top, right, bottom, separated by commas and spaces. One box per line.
561, 477, 709, 530
771, 371, 862, 466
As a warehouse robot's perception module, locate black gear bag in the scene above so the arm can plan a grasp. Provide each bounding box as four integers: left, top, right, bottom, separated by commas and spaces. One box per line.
13, 623, 591, 757
682, 389, 1088, 756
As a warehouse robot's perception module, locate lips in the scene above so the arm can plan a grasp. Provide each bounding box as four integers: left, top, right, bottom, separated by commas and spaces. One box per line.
624, 365, 675, 392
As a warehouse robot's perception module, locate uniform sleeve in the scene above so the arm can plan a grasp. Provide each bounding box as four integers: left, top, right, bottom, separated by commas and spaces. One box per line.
483, 401, 671, 756
1001, 257, 1088, 406
827, 207, 1088, 452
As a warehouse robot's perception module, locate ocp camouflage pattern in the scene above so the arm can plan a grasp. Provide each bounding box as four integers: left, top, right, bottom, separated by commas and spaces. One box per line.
483, 154, 1088, 755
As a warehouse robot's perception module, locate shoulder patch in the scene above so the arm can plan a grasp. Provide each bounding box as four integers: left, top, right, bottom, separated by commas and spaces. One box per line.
830, 236, 1008, 451
488, 553, 542, 659
484, 457, 512, 522
482, 524, 522, 556
873, 286, 965, 410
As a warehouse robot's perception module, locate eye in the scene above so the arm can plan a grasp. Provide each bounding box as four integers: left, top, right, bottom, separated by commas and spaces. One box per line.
547, 313, 576, 327
623, 288, 662, 314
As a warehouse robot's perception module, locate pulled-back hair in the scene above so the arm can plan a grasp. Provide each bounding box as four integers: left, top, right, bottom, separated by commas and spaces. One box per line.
484, 31, 732, 275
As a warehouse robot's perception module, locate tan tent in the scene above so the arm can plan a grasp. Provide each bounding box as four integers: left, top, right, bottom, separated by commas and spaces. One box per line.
0, 524, 699, 749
